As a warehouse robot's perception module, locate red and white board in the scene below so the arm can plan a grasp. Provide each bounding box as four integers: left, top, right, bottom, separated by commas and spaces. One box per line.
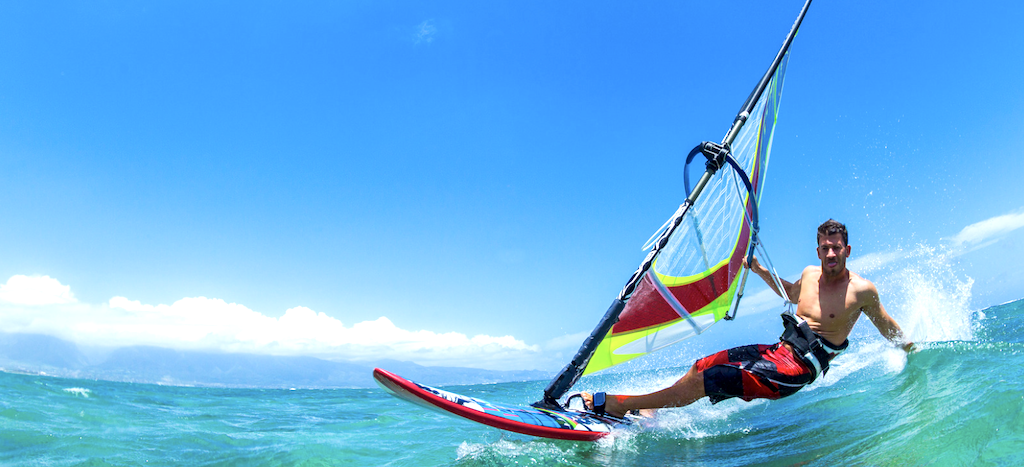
373, 368, 635, 442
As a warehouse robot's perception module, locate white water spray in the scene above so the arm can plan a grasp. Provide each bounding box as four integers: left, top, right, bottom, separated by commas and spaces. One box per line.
879, 243, 975, 343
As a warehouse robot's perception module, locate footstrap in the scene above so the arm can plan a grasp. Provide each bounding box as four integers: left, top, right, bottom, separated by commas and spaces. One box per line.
592, 392, 606, 416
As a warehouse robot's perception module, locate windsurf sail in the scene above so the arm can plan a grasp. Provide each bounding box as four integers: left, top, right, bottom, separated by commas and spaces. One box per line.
539, 0, 813, 407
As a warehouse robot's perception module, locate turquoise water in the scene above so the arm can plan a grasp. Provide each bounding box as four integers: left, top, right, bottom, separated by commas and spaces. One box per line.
3, 299, 1023, 466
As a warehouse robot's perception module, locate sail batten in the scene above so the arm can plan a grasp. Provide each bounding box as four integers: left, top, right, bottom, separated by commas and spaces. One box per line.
647, 270, 702, 335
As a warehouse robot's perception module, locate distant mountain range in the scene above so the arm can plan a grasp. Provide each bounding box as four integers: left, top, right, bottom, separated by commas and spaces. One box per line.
0, 332, 552, 388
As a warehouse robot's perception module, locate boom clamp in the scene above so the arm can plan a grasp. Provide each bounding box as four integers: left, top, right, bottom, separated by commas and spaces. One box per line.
701, 141, 732, 173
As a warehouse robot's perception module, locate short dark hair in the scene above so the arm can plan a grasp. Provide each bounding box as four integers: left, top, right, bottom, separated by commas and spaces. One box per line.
817, 219, 848, 246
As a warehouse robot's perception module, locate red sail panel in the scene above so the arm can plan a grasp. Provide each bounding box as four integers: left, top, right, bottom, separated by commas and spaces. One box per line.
610, 274, 681, 334
611, 202, 753, 335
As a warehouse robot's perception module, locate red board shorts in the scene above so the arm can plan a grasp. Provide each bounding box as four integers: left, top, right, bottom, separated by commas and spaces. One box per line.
696, 342, 813, 404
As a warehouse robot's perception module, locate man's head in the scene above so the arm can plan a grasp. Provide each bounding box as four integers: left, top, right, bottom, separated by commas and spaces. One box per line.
816, 219, 850, 277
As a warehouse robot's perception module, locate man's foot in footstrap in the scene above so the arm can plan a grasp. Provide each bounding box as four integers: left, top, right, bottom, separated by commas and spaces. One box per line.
578, 392, 630, 418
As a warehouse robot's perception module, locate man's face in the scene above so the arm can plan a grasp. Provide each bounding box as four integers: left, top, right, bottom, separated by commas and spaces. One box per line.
816, 233, 850, 277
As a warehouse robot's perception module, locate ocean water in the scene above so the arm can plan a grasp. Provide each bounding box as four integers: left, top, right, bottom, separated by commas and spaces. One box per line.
2, 298, 1023, 466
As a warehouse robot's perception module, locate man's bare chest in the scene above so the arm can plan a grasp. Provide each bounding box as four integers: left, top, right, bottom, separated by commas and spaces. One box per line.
798, 281, 860, 321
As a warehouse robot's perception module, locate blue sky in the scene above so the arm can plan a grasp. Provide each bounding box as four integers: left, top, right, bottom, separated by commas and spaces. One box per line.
1, 0, 1022, 371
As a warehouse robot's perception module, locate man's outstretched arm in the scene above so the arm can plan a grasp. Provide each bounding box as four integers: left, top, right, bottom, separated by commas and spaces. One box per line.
861, 286, 914, 352
745, 256, 800, 302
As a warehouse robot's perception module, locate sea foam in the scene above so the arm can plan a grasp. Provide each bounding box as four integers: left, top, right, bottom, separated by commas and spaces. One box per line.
63, 387, 91, 398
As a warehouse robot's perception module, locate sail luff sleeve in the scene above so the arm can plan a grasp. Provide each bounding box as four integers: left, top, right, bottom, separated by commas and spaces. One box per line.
723, 0, 812, 148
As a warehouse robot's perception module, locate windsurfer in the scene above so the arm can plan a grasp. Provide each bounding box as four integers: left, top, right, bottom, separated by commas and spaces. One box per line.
583, 219, 913, 418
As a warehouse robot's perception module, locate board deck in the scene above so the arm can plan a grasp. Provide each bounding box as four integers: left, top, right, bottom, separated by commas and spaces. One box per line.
373, 368, 635, 441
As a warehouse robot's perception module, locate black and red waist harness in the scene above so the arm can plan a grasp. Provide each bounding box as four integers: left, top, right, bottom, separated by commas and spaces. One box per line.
780, 312, 848, 380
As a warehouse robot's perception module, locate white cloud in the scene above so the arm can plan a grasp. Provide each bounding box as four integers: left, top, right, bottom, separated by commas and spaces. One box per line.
949, 209, 1024, 247
543, 331, 591, 352
0, 276, 542, 370
849, 249, 909, 274
0, 275, 77, 305
738, 286, 792, 315
414, 19, 437, 44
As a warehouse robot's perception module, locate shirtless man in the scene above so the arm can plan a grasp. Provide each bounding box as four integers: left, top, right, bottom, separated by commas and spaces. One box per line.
584, 219, 912, 418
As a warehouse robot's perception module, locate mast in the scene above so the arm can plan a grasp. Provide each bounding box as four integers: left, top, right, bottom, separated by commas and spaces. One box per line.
537, 0, 814, 408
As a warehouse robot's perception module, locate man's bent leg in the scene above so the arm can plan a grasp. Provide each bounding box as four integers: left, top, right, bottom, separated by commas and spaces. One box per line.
584, 363, 707, 417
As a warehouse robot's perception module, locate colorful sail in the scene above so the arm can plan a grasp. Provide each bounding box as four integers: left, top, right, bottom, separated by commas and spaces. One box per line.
538, 0, 812, 407
582, 55, 788, 375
